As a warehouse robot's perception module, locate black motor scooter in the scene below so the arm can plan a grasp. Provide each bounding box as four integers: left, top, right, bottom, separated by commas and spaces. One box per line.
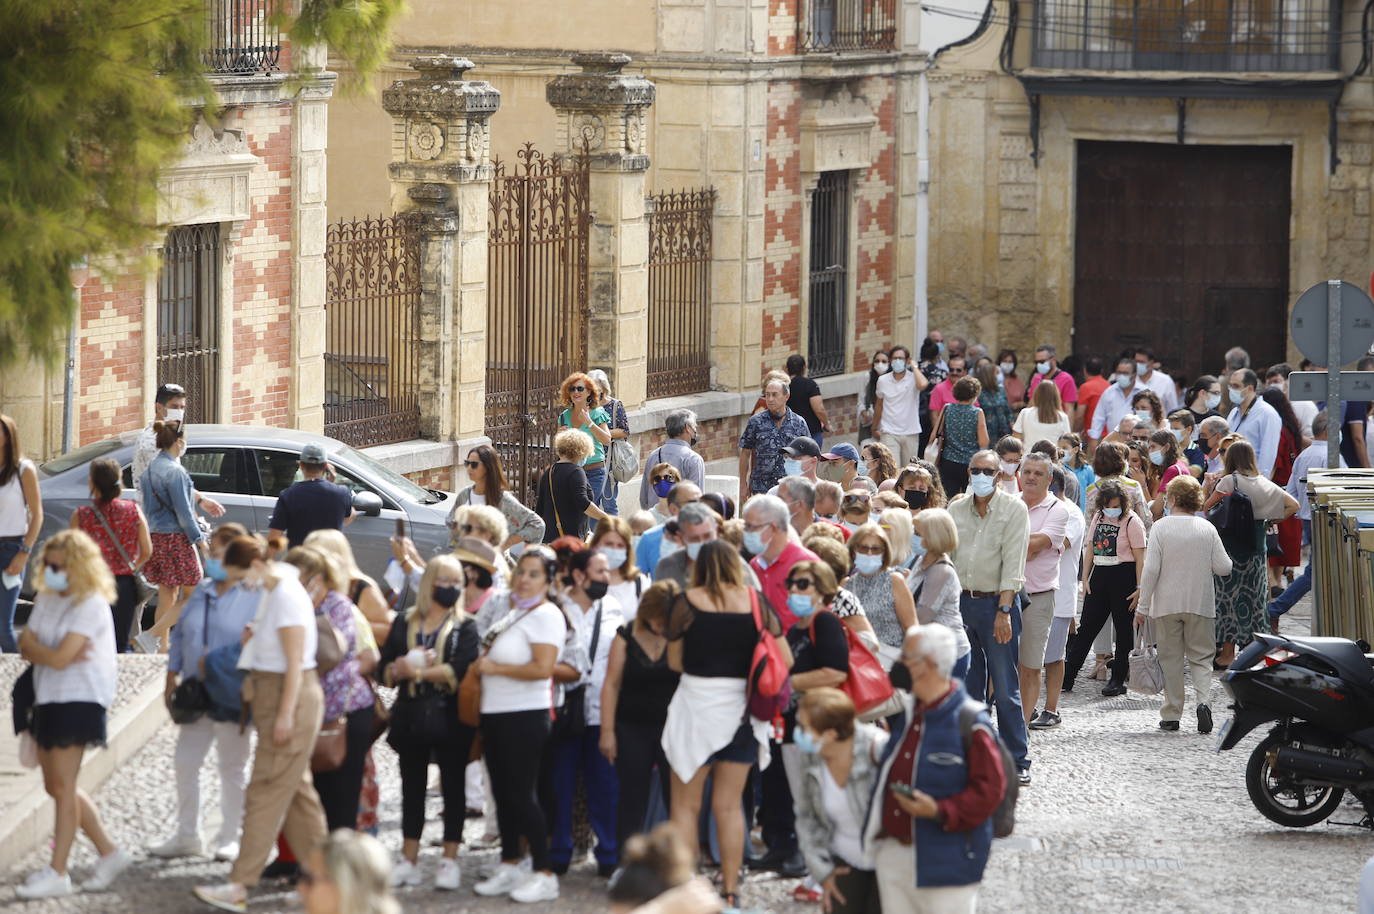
1217, 632, 1374, 828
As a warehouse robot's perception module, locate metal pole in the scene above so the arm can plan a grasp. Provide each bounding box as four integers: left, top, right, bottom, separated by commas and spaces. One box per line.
61, 323, 75, 455
1327, 279, 1342, 469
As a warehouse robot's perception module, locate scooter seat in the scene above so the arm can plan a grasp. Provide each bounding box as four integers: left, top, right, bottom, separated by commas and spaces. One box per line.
1283, 636, 1374, 691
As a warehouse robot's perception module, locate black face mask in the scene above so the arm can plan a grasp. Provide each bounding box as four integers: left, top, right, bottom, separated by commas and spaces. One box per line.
690, 436, 699, 447
904, 489, 929, 510
889, 661, 912, 692
432, 584, 461, 609
584, 580, 610, 601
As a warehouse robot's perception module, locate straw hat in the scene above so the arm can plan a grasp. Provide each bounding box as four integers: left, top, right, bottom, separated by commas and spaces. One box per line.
452, 537, 499, 573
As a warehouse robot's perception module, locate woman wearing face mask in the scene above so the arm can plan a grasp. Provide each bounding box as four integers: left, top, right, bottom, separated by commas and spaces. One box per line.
376, 553, 479, 890
906, 508, 970, 678
934, 376, 988, 498
1130, 389, 1166, 431
858, 350, 890, 442
138, 420, 210, 653
839, 491, 873, 533
646, 462, 682, 525
1058, 434, 1095, 514
879, 507, 916, 573
784, 561, 851, 705
845, 525, 917, 660
894, 465, 942, 517
860, 442, 898, 490
998, 349, 1025, 406
15, 531, 131, 899
545, 548, 625, 876
975, 360, 1014, 443
793, 688, 884, 914
1184, 375, 1223, 424
72, 457, 152, 653
149, 523, 253, 862
1062, 481, 1147, 698
1145, 429, 1189, 519
193, 535, 328, 912
590, 516, 652, 621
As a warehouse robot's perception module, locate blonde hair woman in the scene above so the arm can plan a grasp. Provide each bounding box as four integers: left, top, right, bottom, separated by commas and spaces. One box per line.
298, 830, 400, 914
846, 523, 917, 655
16, 531, 131, 899
908, 508, 970, 677
376, 553, 479, 890
879, 507, 915, 571
535, 428, 610, 542
306, 529, 393, 644
590, 515, 652, 619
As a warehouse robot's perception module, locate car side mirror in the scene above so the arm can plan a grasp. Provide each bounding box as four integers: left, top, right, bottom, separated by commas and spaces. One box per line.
353, 491, 383, 518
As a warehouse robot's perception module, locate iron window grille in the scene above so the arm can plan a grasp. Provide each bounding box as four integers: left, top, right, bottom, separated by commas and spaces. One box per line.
797, 0, 899, 51
807, 171, 851, 379
647, 188, 715, 400
204, 0, 282, 74
157, 224, 222, 424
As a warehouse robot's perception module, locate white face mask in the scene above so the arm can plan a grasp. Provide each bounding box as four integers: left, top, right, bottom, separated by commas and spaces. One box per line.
1000, 460, 1020, 476
165, 408, 185, 423
1000, 362, 1015, 375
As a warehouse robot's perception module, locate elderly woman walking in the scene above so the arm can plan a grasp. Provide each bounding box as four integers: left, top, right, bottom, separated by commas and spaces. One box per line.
1137, 476, 1233, 733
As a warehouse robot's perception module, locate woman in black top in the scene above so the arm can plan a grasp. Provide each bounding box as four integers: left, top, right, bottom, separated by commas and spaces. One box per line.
782, 561, 851, 715
535, 428, 610, 542
600, 579, 682, 855
786, 354, 830, 448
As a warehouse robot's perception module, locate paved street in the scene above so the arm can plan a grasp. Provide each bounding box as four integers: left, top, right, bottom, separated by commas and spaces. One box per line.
4, 600, 1371, 913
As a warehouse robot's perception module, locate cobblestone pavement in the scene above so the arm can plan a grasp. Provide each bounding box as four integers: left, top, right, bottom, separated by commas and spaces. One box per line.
4, 600, 1372, 913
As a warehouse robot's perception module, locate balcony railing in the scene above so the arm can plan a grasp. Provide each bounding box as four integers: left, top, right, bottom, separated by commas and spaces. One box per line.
797, 0, 898, 51
204, 0, 282, 74
1031, 0, 1341, 72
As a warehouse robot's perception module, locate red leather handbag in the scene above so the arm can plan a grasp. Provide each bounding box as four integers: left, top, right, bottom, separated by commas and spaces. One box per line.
826, 624, 894, 715
747, 589, 791, 721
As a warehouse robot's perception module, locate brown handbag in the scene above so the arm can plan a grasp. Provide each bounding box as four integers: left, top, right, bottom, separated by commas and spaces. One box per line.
458, 663, 481, 728
311, 716, 348, 772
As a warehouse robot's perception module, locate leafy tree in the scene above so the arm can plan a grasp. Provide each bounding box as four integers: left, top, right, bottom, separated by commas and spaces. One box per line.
0, 0, 403, 366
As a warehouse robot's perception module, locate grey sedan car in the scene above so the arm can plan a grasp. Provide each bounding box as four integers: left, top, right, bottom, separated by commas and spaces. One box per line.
35, 425, 455, 587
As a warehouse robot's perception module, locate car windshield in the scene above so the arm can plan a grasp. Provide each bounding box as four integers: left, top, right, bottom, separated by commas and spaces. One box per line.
333, 442, 443, 504
39, 438, 127, 477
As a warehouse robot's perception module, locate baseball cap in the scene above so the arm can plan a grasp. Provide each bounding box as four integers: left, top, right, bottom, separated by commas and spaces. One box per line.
299, 443, 329, 465
781, 436, 822, 458
822, 442, 861, 463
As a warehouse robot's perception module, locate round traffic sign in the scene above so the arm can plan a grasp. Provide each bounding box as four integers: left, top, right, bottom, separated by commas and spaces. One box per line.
1289, 280, 1374, 367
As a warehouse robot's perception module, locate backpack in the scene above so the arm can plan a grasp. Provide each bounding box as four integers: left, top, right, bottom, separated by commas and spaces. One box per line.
1206, 473, 1258, 559
957, 699, 1018, 839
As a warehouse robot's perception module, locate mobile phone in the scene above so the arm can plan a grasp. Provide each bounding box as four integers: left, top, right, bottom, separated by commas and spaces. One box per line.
395, 517, 408, 539
888, 782, 915, 798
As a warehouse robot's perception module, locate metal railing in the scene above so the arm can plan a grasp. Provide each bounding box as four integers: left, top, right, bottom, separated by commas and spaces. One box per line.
646, 189, 715, 400
323, 214, 424, 448
204, 0, 282, 74
1031, 0, 1341, 71
808, 172, 850, 379
158, 225, 221, 424
797, 0, 898, 51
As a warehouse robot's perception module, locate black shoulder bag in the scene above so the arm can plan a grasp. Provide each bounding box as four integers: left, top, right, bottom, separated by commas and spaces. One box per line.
552, 602, 602, 741
168, 592, 213, 724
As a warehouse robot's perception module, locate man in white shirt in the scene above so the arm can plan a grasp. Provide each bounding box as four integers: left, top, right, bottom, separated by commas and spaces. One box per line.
1268, 410, 1343, 629
1198, 416, 1230, 477
131, 383, 225, 518
1226, 368, 1282, 477
873, 345, 928, 466
1133, 347, 1178, 413
1030, 466, 1085, 731
1088, 358, 1145, 444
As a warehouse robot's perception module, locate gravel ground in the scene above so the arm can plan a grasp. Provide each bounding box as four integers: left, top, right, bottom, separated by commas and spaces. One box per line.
4, 601, 1372, 913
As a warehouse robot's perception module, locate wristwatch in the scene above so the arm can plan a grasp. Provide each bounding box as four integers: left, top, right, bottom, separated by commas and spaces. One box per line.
16, 542, 31, 554
998, 604, 1013, 614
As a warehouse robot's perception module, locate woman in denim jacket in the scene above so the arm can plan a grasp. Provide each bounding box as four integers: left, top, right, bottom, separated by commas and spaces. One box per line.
138, 421, 207, 652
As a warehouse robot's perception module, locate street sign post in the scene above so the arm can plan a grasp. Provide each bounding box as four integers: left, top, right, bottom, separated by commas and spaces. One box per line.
1287, 280, 1374, 468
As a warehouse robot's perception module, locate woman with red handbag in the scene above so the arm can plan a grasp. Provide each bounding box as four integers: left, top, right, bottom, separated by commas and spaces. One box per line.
662, 540, 792, 909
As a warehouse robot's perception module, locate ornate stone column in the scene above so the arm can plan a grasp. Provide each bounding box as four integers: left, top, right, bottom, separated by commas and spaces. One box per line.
382, 56, 499, 443
547, 53, 655, 411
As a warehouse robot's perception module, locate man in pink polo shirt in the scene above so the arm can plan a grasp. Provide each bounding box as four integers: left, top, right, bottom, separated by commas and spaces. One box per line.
742, 493, 818, 629
1026, 343, 1078, 420
1016, 452, 1069, 727
926, 355, 968, 417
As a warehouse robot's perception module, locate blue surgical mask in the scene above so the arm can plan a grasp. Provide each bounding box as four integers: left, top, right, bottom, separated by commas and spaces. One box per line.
910, 532, 927, 557
1117, 375, 1134, 390
685, 540, 704, 561
652, 479, 675, 498
854, 553, 884, 575
1103, 507, 1123, 519
855, 461, 868, 478
968, 473, 995, 497
743, 530, 767, 556
842, 521, 860, 532
601, 547, 627, 569
1134, 409, 1152, 423
204, 557, 228, 582
783, 458, 803, 477
1148, 450, 1165, 466
794, 727, 823, 755
870, 512, 883, 525
788, 593, 816, 619
1205, 393, 1222, 410
891, 359, 907, 374
937, 341, 947, 356
1171, 428, 1186, 443
45, 569, 69, 592
1135, 362, 1149, 376
1228, 387, 1244, 405
659, 539, 683, 560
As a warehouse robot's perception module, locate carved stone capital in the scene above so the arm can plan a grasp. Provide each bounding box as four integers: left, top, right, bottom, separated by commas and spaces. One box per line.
382, 55, 501, 120
547, 53, 654, 166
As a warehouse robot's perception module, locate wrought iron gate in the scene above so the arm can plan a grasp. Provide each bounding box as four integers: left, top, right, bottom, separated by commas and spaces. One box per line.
323, 213, 423, 448
486, 144, 591, 498
647, 188, 715, 399
808, 171, 850, 378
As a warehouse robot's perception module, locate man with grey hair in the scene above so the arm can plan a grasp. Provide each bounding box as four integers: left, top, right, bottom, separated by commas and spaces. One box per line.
1198, 415, 1230, 476
743, 493, 817, 630
777, 476, 818, 538
1016, 452, 1068, 728
1027, 343, 1078, 421
638, 407, 705, 510
739, 378, 809, 505
636, 481, 701, 579
654, 501, 760, 588
966, 342, 989, 364
863, 622, 1006, 913
1223, 345, 1250, 377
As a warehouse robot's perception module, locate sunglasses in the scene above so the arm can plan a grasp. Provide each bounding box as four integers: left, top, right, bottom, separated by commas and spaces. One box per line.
842, 493, 871, 506
968, 466, 997, 476
854, 543, 885, 555
651, 475, 678, 484
460, 524, 475, 534
570, 385, 587, 392
950, 368, 966, 375
464, 460, 481, 469
786, 578, 814, 591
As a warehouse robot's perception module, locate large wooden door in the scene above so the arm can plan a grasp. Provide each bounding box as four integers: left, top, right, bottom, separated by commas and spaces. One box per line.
1073, 142, 1291, 382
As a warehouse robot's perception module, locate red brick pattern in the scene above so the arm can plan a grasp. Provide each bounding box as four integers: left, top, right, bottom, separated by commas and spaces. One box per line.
769, 0, 799, 55
404, 465, 456, 491
77, 269, 148, 443
763, 80, 803, 372
852, 76, 898, 370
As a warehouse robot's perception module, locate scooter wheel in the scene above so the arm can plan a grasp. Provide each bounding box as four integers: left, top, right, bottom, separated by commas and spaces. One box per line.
1246, 733, 1346, 828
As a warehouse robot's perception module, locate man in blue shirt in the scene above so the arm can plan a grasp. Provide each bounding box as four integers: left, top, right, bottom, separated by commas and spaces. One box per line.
268, 443, 355, 547
1226, 369, 1282, 477
738, 377, 809, 504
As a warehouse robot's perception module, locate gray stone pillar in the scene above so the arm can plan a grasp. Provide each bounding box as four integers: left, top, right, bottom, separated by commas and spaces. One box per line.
382, 56, 499, 441
547, 53, 655, 411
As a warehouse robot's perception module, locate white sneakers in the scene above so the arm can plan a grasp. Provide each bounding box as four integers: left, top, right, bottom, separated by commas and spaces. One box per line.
474, 861, 530, 896
16, 867, 73, 899
511, 871, 560, 904
83, 848, 134, 891
212, 840, 239, 863
390, 858, 423, 888
150, 833, 204, 858
435, 857, 461, 891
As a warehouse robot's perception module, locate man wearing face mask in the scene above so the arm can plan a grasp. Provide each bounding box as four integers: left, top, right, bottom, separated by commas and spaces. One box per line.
653, 501, 761, 589
637, 409, 705, 511
947, 450, 1032, 785
774, 436, 822, 486
778, 476, 824, 539
740, 379, 811, 506
636, 482, 701, 580
1088, 358, 1145, 445
1015, 454, 1068, 730
1026, 344, 1078, 424
1265, 363, 1318, 440
818, 442, 875, 494
1197, 416, 1230, 476
132, 383, 225, 519
1132, 347, 1178, 413
873, 345, 930, 467
1225, 369, 1282, 476
743, 494, 819, 631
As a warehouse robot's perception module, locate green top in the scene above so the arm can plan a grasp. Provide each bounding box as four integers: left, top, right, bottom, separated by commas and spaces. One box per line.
559, 406, 611, 465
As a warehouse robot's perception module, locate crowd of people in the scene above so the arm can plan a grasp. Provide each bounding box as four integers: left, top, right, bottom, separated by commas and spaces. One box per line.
0, 333, 1340, 913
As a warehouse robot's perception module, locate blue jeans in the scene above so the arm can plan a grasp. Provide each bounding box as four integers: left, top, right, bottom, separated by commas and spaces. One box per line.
0, 541, 23, 653
548, 726, 620, 867
603, 475, 621, 516
585, 466, 613, 520
1269, 519, 1312, 618
960, 593, 1030, 772
952, 651, 971, 681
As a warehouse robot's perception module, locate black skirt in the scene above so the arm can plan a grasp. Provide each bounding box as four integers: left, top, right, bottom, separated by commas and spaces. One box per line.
31, 702, 107, 750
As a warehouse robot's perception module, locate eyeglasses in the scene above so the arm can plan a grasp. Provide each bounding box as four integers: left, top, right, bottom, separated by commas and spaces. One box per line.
786, 578, 814, 591
464, 460, 481, 469
570, 385, 587, 392
842, 493, 871, 506
854, 543, 885, 555
968, 466, 997, 476
460, 524, 475, 534
949, 367, 966, 375
651, 475, 678, 484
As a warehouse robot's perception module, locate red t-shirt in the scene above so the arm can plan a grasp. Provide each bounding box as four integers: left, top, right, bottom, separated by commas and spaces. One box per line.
1077, 376, 1109, 432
